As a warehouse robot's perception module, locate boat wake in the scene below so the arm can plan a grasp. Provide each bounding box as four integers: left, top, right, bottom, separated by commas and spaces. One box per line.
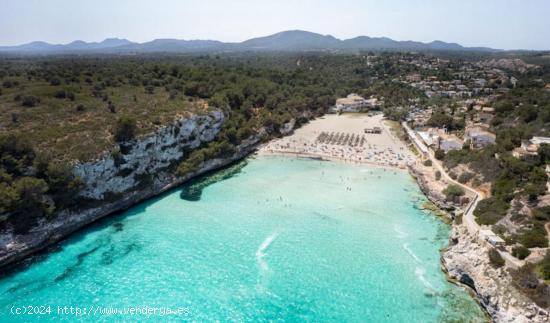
393, 225, 408, 239
404, 243, 438, 297
255, 232, 279, 294
256, 232, 279, 272
415, 266, 436, 294
402, 243, 421, 263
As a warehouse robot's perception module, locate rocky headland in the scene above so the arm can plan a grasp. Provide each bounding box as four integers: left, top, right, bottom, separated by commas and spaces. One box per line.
409, 161, 549, 322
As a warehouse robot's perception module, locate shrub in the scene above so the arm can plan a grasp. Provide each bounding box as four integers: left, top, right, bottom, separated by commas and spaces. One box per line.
21, 95, 40, 107
423, 159, 432, 167
443, 184, 464, 199
512, 264, 540, 289
435, 170, 441, 180
114, 116, 137, 142
474, 197, 509, 225
434, 149, 445, 160
512, 246, 531, 260
520, 222, 548, 248
458, 172, 474, 184
169, 89, 178, 100
488, 248, 505, 268
532, 207, 550, 221
540, 251, 550, 280
66, 92, 75, 101
50, 78, 61, 86
449, 171, 458, 180
53, 90, 66, 99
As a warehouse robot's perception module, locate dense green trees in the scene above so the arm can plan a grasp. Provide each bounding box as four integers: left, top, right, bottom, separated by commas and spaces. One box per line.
0, 134, 80, 232
426, 111, 464, 130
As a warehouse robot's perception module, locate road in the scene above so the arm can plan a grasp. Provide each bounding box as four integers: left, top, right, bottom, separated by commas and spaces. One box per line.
402, 122, 524, 268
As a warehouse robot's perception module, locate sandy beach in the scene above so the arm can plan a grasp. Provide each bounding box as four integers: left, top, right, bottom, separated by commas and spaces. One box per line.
258, 113, 417, 169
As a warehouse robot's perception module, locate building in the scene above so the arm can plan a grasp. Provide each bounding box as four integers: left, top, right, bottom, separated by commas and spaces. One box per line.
530, 137, 550, 145
364, 127, 382, 134
406, 74, 421, 82
513, 137, 550, 160
417, 128, 463, 153
439, 135, 463, 153
480, 230, 505, 247
329, 94, 378, 113
513, 139, 540, 160
465, 126, 496, 149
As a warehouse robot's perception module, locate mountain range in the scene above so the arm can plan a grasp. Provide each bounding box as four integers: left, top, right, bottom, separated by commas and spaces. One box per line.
0, 30, 498, 54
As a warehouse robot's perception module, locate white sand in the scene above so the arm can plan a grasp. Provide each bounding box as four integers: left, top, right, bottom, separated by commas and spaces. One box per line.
258, 113, 417, 169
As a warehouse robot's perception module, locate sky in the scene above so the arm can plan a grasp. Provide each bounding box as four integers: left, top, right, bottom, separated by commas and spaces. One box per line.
1, 0, 549, 50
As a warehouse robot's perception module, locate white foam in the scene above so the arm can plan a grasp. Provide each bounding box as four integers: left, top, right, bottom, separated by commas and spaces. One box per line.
256, 232, 279, 272
415, 266, 437, 295
393, 226, 407, 239
402, 243, 421, 263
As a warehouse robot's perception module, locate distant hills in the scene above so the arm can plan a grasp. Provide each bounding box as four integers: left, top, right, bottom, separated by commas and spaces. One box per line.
0, 30, 499, 54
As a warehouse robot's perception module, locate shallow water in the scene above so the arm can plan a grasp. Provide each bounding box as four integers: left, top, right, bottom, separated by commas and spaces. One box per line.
0, 156, 485, 322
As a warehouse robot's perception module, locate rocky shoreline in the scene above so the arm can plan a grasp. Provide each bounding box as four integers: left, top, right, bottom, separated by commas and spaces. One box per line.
0, 138, 261, 270
0, 110, 263, 270
1, 111, 548, 322
409, 163, 549, 322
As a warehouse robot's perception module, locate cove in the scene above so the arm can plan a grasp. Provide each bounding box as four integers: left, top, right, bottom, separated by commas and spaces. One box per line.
0, 156, 485, 322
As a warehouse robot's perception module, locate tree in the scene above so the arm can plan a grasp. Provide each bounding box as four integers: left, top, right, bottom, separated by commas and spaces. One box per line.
114, 116, 137, 142
443, 184, 464, 199
512, 246, 530, 260
21, 95, 40, 107
13, 177, 49, 211
488, 248, 505, 268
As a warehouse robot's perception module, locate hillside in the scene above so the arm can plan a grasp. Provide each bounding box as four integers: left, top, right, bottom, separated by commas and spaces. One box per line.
0, 30, 502, 54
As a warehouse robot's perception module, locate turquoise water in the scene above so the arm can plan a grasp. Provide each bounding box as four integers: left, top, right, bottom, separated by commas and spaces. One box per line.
0, 156, 485, 322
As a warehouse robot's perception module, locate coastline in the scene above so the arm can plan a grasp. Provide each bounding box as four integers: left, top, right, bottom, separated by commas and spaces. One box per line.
1, 112, 547, 322
255, 148, 409, 172
0, 136, 261, 270
408, 155, 549, 322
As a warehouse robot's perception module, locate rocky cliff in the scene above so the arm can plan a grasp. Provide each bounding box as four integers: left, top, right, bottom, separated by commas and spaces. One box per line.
443, 226, 549, 322
409, 161, 549, 322
0, 110, 262, 269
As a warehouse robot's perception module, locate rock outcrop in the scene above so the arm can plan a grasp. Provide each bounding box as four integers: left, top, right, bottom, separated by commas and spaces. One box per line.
0, 110, 262, 269
409, 160, 549, 322
408, 163, 458, 212
443, 225, 549, 322
74, 111, 224, 200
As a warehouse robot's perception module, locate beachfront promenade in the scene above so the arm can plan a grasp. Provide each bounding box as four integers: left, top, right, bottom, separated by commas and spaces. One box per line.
402, 122, 524, 268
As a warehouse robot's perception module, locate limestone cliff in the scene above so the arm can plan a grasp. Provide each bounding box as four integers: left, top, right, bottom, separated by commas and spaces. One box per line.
0, 110, 262, 268
443, 226, 549, 322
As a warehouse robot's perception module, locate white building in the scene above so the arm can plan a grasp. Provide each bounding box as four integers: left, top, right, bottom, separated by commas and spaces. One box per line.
480, 229, 505, 247
329, 94, 378, 113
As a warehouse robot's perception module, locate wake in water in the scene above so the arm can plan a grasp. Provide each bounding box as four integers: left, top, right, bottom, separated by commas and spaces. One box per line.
403, 243, 439, 298
256, 232, 279, 272
393, 225, 408, 239
255, 232, 279, 294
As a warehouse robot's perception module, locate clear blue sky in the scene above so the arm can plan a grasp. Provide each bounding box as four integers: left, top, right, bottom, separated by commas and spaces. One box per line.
1, 0, 549, 50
